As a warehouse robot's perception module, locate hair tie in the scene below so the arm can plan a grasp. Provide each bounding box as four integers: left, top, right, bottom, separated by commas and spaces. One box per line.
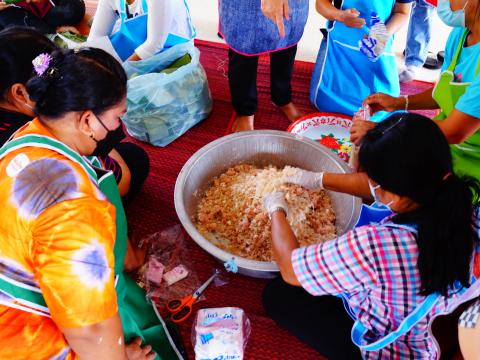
443, 172, 452, 181
32, 53, 52, 76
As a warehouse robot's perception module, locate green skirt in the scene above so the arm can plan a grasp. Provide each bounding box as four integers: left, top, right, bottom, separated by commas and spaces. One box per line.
117, 274, 183, 360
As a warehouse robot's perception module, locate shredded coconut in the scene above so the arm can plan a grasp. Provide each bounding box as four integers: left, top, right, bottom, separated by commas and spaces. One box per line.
195, 165, 336, 261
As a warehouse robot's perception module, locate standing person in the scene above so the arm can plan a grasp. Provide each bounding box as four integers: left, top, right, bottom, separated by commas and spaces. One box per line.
219, 0, 308, 132
353, 0, 480, 181
310, 0, 412, 121
0, 47, 182, 359
87, 0, 195, 62
399, 0, 436, 83
262, 114, 480, 358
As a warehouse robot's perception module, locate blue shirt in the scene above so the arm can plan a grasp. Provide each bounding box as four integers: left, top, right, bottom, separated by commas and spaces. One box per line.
442, 28, 480, 118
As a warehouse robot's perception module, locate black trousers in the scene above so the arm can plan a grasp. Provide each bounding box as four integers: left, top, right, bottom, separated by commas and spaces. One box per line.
228, 45, 297, 116
262, 278, 362, 360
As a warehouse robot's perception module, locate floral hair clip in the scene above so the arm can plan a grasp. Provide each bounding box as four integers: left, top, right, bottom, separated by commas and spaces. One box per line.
32, 53, 53, 77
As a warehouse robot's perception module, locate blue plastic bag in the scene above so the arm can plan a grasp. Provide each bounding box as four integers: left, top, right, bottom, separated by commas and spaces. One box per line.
122, 43, 212, 147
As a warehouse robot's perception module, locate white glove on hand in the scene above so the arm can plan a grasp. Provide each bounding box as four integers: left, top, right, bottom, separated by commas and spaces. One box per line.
284, 170, 324, 190
263, 191, 288, 219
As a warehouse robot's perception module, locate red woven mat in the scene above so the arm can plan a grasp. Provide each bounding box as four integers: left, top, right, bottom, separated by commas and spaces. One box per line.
122, 40, 435, 360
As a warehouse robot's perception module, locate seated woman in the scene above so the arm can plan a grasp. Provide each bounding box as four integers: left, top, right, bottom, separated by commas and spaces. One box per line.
0, 47, 181, 359
353, 0, 480, 180
0, 0, 85, 34
0, 27, 149, 199
87, 0, 195, 61
262, 114, 480, 358
310, 0, 412, 120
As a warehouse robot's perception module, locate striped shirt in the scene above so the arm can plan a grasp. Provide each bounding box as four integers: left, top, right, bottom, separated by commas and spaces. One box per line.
292, 219, 473, 359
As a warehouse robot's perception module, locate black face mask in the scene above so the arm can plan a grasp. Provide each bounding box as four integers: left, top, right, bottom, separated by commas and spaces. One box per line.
91, 115, 126, 157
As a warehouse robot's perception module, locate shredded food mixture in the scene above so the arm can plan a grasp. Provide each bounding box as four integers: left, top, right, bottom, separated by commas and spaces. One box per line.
195, 165, 337, 261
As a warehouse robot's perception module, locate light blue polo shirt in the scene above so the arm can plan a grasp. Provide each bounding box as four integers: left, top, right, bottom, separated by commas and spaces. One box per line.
442, 28, 480, 118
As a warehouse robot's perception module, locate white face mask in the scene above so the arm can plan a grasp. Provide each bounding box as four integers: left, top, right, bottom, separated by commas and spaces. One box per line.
368, 180, 394, 211
437, 0, 468, 28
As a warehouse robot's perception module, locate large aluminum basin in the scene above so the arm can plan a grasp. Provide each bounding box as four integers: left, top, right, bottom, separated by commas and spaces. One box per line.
174, 130, 361, 278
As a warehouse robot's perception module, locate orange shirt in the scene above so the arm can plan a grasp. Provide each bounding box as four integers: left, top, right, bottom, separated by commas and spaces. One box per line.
0, 119, 118, 359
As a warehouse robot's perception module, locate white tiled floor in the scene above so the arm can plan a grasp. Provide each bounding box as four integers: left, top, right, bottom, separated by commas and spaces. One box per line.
188, 1, 453, 83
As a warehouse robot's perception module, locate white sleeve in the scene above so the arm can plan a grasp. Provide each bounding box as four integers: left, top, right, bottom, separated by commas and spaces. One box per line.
87, 0, 119, 41
134, 0, 174, 59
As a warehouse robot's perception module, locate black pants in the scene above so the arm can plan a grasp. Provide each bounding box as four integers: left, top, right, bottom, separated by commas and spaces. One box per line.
262, 278, 362, 360
228, 45, 297, 116
115, 142, 150, 202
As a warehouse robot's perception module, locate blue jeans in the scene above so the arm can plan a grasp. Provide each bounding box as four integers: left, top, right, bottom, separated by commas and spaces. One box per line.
405, 0, 434, 67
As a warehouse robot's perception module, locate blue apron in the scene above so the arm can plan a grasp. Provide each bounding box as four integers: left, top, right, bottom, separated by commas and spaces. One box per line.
344, 204, 478, 352
309, 0, 399, 121
110, 0, 195, 61
218, 0, 308, 55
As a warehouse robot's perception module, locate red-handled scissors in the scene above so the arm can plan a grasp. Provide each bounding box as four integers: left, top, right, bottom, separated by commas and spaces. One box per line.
167, 269, 219, 323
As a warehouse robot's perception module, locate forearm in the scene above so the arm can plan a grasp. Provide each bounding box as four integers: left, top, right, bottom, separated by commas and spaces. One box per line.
88, 0, 117, 40
108, 149, 131, 197
135, 0, 173, 59
436, 109, 480, 144
385, 89, 438, 111
315, 0, 342, 21
323, 172, 372, 200
62, 313, 127, 359
270, 211, 301, 286
406, 88, 439, 110
385, 3, 411, 35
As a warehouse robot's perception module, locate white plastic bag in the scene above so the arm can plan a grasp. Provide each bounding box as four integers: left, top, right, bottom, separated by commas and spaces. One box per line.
122, 42, 212, 147
192, 307, 251, 360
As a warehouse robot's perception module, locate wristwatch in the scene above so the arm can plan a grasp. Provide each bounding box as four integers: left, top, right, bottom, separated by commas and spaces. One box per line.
269, 206, 287, 220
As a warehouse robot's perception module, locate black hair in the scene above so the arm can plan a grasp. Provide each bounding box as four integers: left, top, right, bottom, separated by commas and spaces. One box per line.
27, 47, 127, 118
44, 0, 86, 27
0, 27, 57, 101
359, 113, 480, 296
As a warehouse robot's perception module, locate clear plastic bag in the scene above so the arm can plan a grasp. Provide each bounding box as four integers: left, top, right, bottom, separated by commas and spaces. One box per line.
139, 225, 202, 309
122, 42, 213, 147
192, 307, 251, 360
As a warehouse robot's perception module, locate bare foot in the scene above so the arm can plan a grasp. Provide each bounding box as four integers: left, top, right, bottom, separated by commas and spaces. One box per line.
231, 115, 254, 133
279, 102, 304, 122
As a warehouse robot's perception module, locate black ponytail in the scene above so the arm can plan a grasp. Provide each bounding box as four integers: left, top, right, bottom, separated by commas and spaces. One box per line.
360, 113, 480, 296
26, 47, 127, 118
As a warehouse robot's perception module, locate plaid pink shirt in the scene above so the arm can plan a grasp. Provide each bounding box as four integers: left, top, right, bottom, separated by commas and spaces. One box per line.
292, 219, 471, 359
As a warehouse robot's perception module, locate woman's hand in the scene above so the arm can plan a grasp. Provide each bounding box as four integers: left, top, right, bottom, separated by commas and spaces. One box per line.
56, 26, 80, 34
263, 191, 289, 218
0, 2, 12, 11
124, 239, 147, 273
363, 93, 404, 114
338, 8, 366, 28
127, 53, 141, 62
126, 337, 156, 360
261, 0, 289, 38
350, 120, 376, 146
284, 170, 324, 190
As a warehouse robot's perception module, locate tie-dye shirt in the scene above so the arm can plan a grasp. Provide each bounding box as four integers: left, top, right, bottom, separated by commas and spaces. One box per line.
0, 119, 118, 359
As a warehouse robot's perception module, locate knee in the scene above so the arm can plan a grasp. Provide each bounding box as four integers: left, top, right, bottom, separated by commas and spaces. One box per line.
115, 142, 150, 193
